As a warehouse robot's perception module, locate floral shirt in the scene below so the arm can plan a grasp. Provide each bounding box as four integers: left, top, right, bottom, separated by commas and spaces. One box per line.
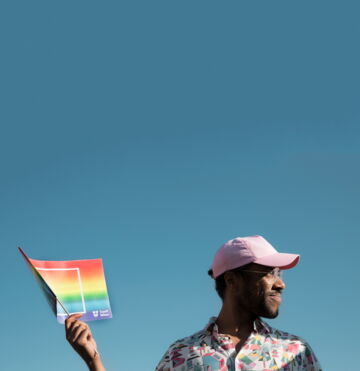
156, 317, 321, 371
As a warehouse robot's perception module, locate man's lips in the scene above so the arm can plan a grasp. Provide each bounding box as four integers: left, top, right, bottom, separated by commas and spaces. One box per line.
268, 293, 282, 303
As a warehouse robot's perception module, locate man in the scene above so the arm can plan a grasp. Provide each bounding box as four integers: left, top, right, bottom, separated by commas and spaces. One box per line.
65, 235, 322, 370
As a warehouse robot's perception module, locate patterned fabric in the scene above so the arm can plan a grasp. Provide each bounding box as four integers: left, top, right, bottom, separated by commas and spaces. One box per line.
156, 317, 321, 371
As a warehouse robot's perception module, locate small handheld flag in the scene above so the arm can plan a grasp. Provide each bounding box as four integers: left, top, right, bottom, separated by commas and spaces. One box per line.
19, 247, 112, 324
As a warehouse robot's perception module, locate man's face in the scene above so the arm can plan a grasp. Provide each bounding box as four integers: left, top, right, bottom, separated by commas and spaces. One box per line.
232, 263, 286, 319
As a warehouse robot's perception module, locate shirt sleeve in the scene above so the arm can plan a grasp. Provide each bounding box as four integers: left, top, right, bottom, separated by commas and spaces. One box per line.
155, 348, 171, 371
297, 341, 322, 371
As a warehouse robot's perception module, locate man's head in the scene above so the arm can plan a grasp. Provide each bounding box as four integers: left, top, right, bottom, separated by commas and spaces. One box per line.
209, 263, 286, 318
208, 235, 299, 319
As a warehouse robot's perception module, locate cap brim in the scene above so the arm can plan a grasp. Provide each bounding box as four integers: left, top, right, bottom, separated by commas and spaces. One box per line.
253, 253, 300, 270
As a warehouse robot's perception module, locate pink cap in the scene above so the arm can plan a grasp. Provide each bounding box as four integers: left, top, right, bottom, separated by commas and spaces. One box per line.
210, 235, 300, 278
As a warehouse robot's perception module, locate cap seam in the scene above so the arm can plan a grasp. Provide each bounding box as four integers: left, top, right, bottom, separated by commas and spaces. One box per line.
245, 240, 256, 259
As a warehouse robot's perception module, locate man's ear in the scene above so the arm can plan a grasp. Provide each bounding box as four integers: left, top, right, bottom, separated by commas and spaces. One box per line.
223, 271, 242, 293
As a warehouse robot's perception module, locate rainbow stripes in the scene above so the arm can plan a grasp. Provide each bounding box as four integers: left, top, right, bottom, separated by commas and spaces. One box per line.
19, 248, 112, 323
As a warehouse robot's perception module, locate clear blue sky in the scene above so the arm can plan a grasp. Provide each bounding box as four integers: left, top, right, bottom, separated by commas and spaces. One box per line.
1, 1, 359, 370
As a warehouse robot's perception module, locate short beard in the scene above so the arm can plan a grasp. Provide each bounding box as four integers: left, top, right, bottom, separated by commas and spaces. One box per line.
242, 288, 280, 319
257, 296, 279, 319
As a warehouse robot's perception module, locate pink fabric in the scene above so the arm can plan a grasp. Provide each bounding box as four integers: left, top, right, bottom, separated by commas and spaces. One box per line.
211, 235, 300, 278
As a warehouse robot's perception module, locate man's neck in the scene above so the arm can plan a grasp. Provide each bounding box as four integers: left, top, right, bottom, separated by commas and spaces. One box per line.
215, 302, 256, 345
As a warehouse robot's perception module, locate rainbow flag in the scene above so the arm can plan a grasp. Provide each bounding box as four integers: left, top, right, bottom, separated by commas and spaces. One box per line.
19, 248, 112, 324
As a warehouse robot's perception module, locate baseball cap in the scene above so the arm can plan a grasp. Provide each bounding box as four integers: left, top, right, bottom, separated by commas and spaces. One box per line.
210, 235, 300, 279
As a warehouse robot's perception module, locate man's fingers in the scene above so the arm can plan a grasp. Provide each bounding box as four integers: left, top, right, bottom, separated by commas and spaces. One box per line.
67, 318, 86, 334
65, 313, 83, 330
64, 318, 99, 366
66, 320, 88, 343
70, 324, 89, 343
66, 321, 79, 339
68, 321, 86, 339
76, 328, 91, 346
68, 320, 83, 334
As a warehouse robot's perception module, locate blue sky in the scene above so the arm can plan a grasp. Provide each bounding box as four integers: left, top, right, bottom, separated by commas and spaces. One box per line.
1, 1, 359, 370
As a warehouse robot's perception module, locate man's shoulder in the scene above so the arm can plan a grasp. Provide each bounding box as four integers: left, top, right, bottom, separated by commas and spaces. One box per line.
268, 323, 309, 343
155, 328, 211, 370
266, 324, 321, 368
264, 322, 317, 355
166, 328, 210, 351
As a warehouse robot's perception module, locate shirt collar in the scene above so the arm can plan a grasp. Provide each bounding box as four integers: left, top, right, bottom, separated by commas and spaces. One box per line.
205, 316, 272, 338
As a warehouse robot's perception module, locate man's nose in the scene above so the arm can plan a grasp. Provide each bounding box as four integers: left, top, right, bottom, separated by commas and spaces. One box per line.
273, 277, 286, 290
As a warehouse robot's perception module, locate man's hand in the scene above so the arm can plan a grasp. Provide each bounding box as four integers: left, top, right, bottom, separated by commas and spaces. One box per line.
65, 314, 105, 371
